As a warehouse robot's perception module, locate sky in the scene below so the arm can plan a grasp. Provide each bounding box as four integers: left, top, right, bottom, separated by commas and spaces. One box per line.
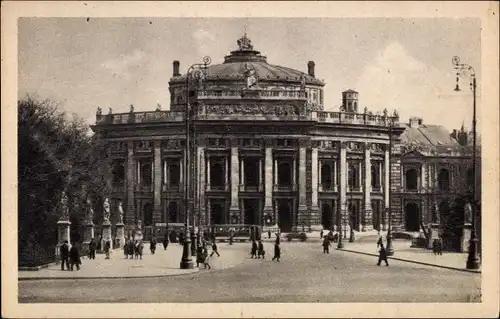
18, 17, 481, 131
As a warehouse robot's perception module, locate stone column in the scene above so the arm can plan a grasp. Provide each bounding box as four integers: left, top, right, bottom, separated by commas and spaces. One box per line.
206, 155, 211, 191
363, 143, 372, 231
310, 146, 321, 231
126, 141, 136, 225
225, 156, 229, 189
274, 158, 278, 186
153, 141, 162, 224
259, 158, 263, 191
421, 163, 426, 193
240, 158, 245, 188
358, 161, 363, 191
296, 140, 308, 231
340, 142, 348, 232
263, 141, 274, 225
229, 140, 240, 220
318, 160, 323, 191
198, 146, 206, 225
333, 160, 338, 192
383, 146, 390, 231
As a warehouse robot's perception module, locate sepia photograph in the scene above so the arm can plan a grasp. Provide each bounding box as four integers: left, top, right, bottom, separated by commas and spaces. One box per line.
2, 1, 499, 318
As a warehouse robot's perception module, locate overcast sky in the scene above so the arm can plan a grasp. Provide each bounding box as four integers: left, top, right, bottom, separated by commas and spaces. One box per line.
18, 17, 481, 131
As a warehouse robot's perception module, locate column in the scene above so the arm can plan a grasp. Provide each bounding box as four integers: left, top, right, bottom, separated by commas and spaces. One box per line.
225, 156, 229, 189
340, 142, 348, 232
126, 141, 136, 225
358, 161, 363, 191
163, 160, 167, 188
240, 158, 245, 187
229, 140, 240, 219
318, 160, 323, 191
363, 143, 372, 231
197, 146, 206, 226
274, 158, 278, 186
263, 141, 274, 224
296, 140, 308, 231
379, 161, 383, 189
383, 146, 390, 231
153, 141, 162, 224
292, 159, 296, 186
421, 163, 426, 193
206, 155, 211, 190
333, 160, 338, 192
258, 158, 263, 191
310, 146, 321, 230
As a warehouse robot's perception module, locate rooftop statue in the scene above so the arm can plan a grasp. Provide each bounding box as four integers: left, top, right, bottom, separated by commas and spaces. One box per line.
237, 33, 254, 51
129, 104, 134, 113
244, 62, 258, 89
96, 107, 102, 116
108, 107, 113, 115
156, 103, 162, 111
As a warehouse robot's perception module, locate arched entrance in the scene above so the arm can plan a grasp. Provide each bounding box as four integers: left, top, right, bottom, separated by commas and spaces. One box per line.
404, 202, 420, 231
277, 199, 293, 232
321, 203, 333, 230
143, 203, 153, 226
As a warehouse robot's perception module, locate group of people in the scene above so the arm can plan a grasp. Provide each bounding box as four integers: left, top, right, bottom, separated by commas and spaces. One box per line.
249, 237, 281, 262
59, 240, 82, 271
196, 239, 220, 269
124, 239, 145, 259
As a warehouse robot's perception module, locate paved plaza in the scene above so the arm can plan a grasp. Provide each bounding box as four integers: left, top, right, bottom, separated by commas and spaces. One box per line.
19, 240, 481, 303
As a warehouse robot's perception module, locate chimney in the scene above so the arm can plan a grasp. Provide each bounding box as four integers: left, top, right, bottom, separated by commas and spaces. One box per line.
409, 116, 422, 128
173, 60, 180, 77
307, 61, 315, 77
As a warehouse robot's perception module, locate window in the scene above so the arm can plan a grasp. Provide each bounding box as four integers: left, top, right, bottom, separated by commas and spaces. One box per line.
168, 201, 178, 223
348, 164, 358, 189
466, 168, 474, 187
140, 162, 152, 187
278, 161, 292, 185
112, 160, 125, 184
168, 162, 180, 186
438, 168, 450, 191
321, 163, 332, 189
371, 165, 379, 189
405, 168, 418, 190
210, 158, 225, 187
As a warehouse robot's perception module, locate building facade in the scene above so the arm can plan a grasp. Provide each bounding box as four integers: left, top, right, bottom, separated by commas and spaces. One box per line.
91, 34, 478, 246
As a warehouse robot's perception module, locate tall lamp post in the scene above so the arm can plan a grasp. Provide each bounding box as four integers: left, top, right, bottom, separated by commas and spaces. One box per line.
386, 119, 394, 256
452, 56, 480, 270
180, 56, 211, 269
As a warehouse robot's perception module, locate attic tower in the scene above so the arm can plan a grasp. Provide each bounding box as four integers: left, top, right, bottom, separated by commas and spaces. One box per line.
342, 89, 359, 113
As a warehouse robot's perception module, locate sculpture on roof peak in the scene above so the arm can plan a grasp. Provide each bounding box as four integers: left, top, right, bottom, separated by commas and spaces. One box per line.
237, 33, 254, 51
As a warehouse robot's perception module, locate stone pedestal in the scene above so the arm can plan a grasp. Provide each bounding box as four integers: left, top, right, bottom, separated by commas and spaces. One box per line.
82, 222, 94, 252
115, 223, 126, 249
101, 221, 113, 251
461, 223, 472, 253
427, 223, 440, 249
56, 219, 71, 257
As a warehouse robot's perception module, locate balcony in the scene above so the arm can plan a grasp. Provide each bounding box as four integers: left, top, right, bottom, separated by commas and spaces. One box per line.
162, 184, 182, 192
95, 111, 185, 125
197, 89, 306, 100
135, 184, 153, 192
371, 186, 383, 193
273, 184, 297, 192
205, 184, 230, 192
312, 111, 398, 127
318, 184, 337, 192
238, 184, 264, 192
346, 186, 362, 193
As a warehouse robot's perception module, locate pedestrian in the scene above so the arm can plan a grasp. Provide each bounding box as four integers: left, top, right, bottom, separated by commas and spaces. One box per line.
69, 242, 81, 271
268, 230, 271, 239
150, 237, 157, 255
258, 239, 265, 259
377, 243, 389, 266
179, 231, 185, 245
196, 244, 204, 267
250, 240, 258, 259
437, 237, 443, 255
203, 248, 211, 269
89, 238, 97, 260
275, 232, 281, 245
210, 240, 220, 257
333, 233, 339, 243
127, 240, 134, 259
104, 240, 111, 259
163, 232, 169, 250
124, 240, 130, 259
376, 232, 383, 248
320, 229, 324, 239
59, 240, 70, 271
272, 242, 281, 262
322, 236, 331, 254
134, 240, 144, 259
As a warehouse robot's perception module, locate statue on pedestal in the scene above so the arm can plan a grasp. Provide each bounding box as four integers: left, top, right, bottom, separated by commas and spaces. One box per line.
59, 191, 70, 221
103, 197, 111, 223
464, 202, 472, 224
86, 199, 94, 224
117, 201, 124, 224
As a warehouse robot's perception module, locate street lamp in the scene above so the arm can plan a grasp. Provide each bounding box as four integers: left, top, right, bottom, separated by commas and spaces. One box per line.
452, 56, 480, 270
180, 56, 211, 269
386, 120, 394, 256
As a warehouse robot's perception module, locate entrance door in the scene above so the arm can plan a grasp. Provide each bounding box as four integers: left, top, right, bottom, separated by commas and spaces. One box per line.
143, 203, 153, 226
277, 199, 293, 232
243, 199, 260, 225
321, 203, 332, 230
404, 203, 420, 231
210, 200, 226, 225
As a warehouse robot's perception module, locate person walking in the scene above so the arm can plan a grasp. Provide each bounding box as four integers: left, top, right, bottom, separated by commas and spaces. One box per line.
196, 244, 204, 267
320, 229, 324, 239
163, 232, 169, 250
69, 242, 81, 271
89, 238, 97, 260
377, 243, 389, 266
104, 240, 111, 259
202, 248, 211, 270
376, 231, 383, 248
437, 236, 443, 255
272, 242, 281, 262
59, 240, 70, 271
257, 239, 265, 259
250, 240, 258, 259
210, 240, 220, 257
229, 229, 234, 246
150, 237, 157, 255
322, 236, 331, 254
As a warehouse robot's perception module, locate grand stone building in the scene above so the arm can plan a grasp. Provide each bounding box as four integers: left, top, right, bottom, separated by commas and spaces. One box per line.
91, 34, 478, 246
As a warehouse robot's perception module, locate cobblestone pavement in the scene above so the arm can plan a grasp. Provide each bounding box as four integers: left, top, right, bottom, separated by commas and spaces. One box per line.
18, 241, 481, 303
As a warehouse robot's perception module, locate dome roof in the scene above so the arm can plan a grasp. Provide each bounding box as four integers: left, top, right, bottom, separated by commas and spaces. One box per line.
170, 34, 324, 86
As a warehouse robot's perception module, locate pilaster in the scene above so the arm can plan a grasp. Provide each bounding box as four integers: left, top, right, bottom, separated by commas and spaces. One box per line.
340, 142, 348, 232
263, 140, 274, 222
153, 141, 162, 224
384, 145, 390, 229
363, 143, 373, 231
126, 141, 136, 225
296, 140, 308, 229
229, 139, 240, 219
197, 146, 206, 225
310, 145, 322, 231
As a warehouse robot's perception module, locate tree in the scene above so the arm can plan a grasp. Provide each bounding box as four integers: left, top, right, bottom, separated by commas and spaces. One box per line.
18, 96, 111, 266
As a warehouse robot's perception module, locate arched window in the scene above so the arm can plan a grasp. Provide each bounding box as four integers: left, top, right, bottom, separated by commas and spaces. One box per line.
278, 162, 292, 185
348, 164, 357, 189
405, 168, 418, 190
321, 163, 332, 189
140, 163, 152, 187
438, 168, 450, 191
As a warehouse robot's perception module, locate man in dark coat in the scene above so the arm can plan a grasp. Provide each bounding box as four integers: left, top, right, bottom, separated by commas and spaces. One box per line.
60, 240, 70, 271
272, 243, 281, 262
322, 236, 331, 254
196, 244, 204, 267
250, 240, 258, 259
89, 238, 97, 260
163, 232, 169, 250
150, 237, 157, 254
69, 242, 81, 271
377, 244, 389, 266
320, 230, 324, 239
210, 240, 220, 257
257, 240, 265, 259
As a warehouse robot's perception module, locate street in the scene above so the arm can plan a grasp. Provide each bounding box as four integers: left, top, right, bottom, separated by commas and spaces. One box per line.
18, 242, 481, 303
